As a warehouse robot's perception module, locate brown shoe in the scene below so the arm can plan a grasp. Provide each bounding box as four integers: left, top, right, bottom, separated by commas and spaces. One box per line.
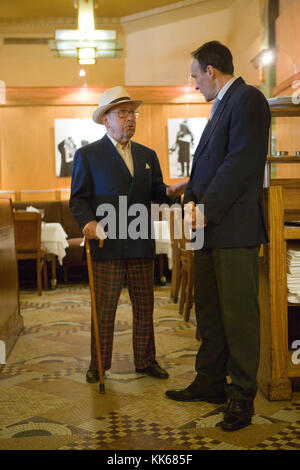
136, 362, 169, 379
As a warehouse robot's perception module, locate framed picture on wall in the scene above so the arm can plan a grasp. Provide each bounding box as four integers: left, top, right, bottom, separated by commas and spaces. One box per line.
167, 117, 207, 178
54, 119, 105, 177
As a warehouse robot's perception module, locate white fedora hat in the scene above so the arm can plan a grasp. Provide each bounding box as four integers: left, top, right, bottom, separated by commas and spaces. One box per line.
92, 86, 143, 125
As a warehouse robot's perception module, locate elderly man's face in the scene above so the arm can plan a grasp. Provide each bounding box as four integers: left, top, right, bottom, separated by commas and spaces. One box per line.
103, 102, 137, 144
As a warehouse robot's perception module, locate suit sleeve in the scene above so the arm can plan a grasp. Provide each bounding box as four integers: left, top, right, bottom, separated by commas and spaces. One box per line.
150, 150, 172, 204
201, 89, 270, 224
69, 149, 96, 232
183, 179, 197, 204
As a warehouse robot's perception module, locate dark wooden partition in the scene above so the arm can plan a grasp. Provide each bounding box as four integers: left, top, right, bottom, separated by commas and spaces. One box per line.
258, 183, 300, 400
0, 198, 23, 367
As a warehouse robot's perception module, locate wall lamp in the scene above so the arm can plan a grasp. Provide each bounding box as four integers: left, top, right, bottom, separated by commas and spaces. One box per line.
251, 48, 298, 74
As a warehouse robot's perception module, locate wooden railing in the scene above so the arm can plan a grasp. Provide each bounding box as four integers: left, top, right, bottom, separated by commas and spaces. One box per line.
0, 189, 70, 201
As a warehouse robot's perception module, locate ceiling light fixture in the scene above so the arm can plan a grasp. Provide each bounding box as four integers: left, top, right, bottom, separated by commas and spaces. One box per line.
49, 0, 122, 65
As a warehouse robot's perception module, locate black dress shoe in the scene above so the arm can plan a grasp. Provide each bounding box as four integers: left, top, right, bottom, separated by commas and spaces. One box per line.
165, 381, 227, 403
86, 368, 99, 383
136, 362, 169, 379
217, 399, 254, 431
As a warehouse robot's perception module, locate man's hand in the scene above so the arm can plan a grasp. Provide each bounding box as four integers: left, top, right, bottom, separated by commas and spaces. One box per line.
166, 181, 187, 199
184, 202, 208, 230
82, 221, 99, 239
83, 221, 107, 240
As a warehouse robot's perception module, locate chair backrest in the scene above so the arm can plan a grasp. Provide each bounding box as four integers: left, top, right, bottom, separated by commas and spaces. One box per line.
61, 200, 82, 238
163, 207, 182, 250
13, 201, 62, 224
14, 211, 42, 253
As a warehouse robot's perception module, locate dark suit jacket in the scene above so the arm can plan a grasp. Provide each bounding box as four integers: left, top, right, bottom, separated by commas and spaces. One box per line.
184, 77, 270, 248
70, 134, 169, 261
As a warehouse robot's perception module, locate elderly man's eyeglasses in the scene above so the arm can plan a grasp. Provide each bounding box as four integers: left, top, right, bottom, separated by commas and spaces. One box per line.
109, 110, 140, 119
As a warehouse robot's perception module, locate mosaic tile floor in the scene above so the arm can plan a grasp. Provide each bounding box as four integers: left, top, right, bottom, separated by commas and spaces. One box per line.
0, 284, 300, 451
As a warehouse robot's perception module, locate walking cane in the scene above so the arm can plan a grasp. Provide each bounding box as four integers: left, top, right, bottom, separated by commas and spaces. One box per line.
85, 238, 105, 394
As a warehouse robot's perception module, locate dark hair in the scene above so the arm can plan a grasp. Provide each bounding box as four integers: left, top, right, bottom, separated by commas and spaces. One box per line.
191, 41, 234, 75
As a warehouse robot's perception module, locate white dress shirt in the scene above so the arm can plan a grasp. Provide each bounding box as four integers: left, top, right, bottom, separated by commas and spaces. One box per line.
216, 76, 238, 101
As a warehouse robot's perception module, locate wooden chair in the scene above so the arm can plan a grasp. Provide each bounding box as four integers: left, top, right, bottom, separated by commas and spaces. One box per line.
178, 218, 194, 322
165, 206, 200, 339
14, 211, 48, 296
165, 207, 182, 303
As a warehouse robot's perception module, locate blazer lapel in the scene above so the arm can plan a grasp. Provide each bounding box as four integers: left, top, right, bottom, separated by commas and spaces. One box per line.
130, 142, 146, 194
130, 141, 143, 177
195, 99, 228, 155
190, 77, 245, 176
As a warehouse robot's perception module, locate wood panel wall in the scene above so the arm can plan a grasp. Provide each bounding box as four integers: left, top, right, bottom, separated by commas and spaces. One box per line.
0, 86, 211, 199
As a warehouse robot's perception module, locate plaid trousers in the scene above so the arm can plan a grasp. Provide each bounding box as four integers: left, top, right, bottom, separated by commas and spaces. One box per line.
90, 258, 156, 371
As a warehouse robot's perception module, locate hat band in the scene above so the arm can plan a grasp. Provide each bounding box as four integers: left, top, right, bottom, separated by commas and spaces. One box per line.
108, 96, 131, 105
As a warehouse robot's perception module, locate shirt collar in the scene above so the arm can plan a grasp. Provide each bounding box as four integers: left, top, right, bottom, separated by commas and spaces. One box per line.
106, 133, 131, 150
217, 76, 237, 101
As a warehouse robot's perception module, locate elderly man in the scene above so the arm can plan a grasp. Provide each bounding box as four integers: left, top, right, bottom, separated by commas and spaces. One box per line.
70, 86, 185, 382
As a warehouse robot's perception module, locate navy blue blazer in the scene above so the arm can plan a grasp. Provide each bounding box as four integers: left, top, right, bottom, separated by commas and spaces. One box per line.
184, 77, 270, 248
70, 134, 169, 261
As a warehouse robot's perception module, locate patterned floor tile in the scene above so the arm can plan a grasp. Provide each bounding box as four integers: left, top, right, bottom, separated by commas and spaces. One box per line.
253, 422, 300, 450
0, 435, 75, 450
271, 409, 300, 423
194, 423, 290, 449
58, 411, 223, 450
0, 385, 71, 429
0, 415, 87, 439
1, 284, 300, 450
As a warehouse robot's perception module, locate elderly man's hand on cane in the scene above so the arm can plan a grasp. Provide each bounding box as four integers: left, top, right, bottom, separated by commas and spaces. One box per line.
83, 221, 107, 248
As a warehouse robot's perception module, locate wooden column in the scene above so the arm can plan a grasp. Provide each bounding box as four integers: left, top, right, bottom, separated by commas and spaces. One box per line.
258, 186, 292, 400
0, 199, 23, 369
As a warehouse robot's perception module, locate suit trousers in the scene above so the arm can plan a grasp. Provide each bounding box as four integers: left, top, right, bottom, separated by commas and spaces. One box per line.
90, 258, 156, 371
193, 246, 260, 400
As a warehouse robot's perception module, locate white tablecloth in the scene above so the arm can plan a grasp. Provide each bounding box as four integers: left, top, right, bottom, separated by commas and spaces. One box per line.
41, 222, 69, 265
153, 220, 172, 269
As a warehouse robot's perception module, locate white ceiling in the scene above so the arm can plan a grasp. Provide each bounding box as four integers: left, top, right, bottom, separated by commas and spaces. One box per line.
0, 0, 204, 20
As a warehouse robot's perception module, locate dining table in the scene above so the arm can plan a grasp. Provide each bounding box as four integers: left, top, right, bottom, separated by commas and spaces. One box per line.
153, 220, 172, 284
41, 222, 69, 288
